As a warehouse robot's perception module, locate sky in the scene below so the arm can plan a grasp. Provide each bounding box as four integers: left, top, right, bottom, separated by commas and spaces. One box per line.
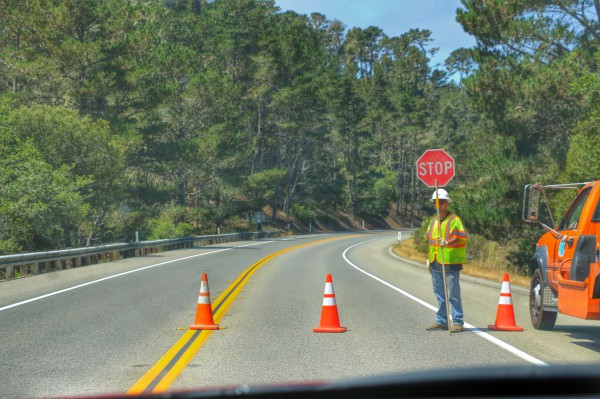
274, 0, 476, 70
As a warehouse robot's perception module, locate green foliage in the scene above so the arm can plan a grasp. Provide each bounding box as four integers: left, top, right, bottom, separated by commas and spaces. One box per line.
5, 104, 126, 247
457, 0, 581, 59
566, 49, 600, 181
566, 132, 600, 181
145, 205, 194, 240
8, 105, 123, 183
291, 203, 317, 225
412, 219, 430, 254
452, 134, 526, 241
245, 168, 287, 209
2, 0, 598, 274
0, 2, 455, 253
451, 0, 600, 267
508, 228, 546, 271
358, 167, 398, 219
0, 129, 88, 252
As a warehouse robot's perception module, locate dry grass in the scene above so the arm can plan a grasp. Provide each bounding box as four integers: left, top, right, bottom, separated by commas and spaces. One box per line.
393, 237, 530, 287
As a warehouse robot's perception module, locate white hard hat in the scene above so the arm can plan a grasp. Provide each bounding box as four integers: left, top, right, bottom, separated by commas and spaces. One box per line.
431, 189, 451, 202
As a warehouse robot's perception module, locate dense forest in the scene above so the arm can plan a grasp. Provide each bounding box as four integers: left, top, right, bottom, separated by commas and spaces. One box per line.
1, 0, 600, 270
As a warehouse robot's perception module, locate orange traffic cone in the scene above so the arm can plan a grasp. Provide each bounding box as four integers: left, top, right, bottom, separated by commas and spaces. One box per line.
313, 274, 346, 333
190, 273, 219, 330
488, 273, 523, 331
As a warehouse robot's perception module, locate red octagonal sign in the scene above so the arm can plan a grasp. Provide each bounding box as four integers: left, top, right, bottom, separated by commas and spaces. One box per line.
416, 149, 455, 187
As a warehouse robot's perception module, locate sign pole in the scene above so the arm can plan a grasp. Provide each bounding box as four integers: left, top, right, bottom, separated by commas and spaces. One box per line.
434, 178, 452, 334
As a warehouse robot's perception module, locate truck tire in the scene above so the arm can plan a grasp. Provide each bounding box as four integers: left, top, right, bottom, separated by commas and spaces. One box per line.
529, 268, 557, 330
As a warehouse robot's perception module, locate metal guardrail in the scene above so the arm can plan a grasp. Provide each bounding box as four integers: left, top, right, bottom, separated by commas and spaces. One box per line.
0, 231, 280, 281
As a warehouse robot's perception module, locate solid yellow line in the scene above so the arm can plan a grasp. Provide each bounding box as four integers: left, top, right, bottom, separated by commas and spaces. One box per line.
127, 235, 358, 395
128, 330, 196, 393
151, 330, 215, 392
151, 253, 279, 392
128, 252, 283, 393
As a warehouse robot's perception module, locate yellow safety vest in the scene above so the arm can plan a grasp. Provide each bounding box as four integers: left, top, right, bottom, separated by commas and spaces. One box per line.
425, 213, 468, 265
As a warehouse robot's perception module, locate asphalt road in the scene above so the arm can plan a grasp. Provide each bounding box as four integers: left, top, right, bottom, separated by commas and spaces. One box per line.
0, 232, 598, 399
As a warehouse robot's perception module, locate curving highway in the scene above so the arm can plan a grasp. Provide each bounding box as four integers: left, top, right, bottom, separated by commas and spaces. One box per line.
0, 232, 598, 398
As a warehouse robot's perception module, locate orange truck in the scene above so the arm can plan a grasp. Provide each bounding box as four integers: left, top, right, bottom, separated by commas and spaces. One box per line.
522, 181, 600, 329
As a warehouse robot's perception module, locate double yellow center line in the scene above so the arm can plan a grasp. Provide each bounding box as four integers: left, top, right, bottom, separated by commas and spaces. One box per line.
128, 236, 352, 395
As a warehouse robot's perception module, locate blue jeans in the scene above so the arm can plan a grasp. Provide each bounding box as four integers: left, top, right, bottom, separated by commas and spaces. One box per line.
431, 264, 463, 326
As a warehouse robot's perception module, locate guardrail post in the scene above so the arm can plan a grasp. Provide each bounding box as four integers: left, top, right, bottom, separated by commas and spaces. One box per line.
6, 265, 14, 280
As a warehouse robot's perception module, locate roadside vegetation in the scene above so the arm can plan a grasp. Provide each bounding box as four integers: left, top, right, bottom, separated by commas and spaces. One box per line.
1, 1, 599, 278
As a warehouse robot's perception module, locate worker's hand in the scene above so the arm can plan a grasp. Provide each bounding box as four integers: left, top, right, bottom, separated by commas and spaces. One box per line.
437, 238, 447, 247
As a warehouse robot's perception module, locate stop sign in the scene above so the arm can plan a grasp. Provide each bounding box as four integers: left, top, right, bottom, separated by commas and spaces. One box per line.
416, 149, 455, 187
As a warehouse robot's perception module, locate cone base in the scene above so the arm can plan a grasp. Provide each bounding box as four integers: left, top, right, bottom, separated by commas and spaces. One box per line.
488, 324, 523, 331
189, 324, 219, 330
313, 326, 346, 333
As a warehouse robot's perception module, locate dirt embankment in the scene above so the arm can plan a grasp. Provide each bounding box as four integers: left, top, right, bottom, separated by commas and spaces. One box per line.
262, 206, 413, 232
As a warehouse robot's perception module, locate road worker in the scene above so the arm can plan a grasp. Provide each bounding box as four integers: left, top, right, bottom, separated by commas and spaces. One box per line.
425, 189, 468, 333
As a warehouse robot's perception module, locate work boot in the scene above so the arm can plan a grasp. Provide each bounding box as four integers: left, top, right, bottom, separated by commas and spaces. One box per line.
451, 324, 464, 333
425, 323, 447, 331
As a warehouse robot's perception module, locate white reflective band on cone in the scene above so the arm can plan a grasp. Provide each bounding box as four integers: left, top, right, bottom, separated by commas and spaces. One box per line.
499, 296, 512, 305
324, 283, 334, 295
501, 281, 510, 293
198, 294, 211, 304
323, 297, 336, 306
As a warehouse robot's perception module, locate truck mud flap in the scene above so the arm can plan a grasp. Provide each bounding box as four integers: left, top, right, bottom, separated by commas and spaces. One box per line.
543, 284, 558, 309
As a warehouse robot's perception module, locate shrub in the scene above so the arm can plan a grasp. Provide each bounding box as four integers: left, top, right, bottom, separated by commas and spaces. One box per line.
146, 204, 194, 240
412, 219, 430, 253
291, 203, 317, 224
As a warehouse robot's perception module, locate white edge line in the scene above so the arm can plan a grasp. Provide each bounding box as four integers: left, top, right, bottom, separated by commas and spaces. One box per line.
0, 241, 274, 313
342, 239, 548, 367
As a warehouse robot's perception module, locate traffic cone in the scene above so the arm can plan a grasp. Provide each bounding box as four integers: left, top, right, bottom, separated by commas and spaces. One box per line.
488, 273, 523, 331
313, 274, 346, 333
190, 273, 219, 330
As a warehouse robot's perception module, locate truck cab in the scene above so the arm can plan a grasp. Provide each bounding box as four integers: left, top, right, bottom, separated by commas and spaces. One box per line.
523, 181, 600, 329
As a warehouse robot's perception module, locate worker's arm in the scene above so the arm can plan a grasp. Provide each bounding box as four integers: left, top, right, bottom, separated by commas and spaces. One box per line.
438, 218, 467, 247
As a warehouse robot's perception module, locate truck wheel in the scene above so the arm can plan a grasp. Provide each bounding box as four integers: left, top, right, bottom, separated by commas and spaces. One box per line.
530, 268, 557, 330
